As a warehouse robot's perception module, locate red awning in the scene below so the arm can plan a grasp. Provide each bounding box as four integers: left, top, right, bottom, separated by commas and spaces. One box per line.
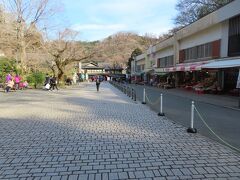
164, 61, 211, 72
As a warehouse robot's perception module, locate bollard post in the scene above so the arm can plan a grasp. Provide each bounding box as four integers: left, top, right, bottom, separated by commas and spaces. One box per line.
134, 90, 136, 101
158, 93, 165, 116
131, 89, 134, 99
238, 89, 240, 108
142, 88, 146, 104
127, 87, 130, 97
187, 101, 197, 133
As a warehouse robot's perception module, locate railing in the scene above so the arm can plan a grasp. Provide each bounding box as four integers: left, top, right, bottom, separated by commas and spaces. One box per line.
110, 82, 240, 152
109, 81, 136, 101
132, 85, 240, 152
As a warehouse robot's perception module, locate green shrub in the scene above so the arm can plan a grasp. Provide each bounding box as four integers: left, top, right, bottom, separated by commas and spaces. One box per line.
0, 57, 17, 82
27, 72, 45, 88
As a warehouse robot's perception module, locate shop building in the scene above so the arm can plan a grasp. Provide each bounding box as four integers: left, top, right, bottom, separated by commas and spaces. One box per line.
154, 37, 175, 87
78, 61, 105, 80
173, 0, 240, 94
131, 54, 145, 84
132, 0, 240, 94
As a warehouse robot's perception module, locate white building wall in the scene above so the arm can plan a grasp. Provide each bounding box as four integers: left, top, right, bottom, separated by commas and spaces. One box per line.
136, 54, 145, 61
179, 24, 222, 50
131, 60, 135, 76
155, 37, 174, 52
136, 59, 145, 66
221, 20, 229, 58
174, 39, 180, 64
155, 47, 174, 59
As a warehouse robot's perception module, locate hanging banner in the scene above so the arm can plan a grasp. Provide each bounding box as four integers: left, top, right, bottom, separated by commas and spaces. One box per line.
237, 69, 240, 89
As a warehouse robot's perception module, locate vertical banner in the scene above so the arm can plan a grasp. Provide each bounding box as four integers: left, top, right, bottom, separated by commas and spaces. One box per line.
237, 69, 240, 89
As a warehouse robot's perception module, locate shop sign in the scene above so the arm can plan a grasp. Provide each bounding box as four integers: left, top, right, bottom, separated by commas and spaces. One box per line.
237, 69, 240, 89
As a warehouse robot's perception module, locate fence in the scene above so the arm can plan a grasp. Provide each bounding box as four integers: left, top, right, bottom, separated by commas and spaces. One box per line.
109, 81, 136, 101
140, 86, 240, 152
110, 82, 240, 152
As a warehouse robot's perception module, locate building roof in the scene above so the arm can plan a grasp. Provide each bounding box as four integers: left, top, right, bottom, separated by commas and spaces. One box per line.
81, 62, 103, 69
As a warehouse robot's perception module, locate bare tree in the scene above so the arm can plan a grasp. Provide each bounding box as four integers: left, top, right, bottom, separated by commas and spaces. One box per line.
45, 29, 95, 81
174, 0, 233, 26
0, 0, 55, 72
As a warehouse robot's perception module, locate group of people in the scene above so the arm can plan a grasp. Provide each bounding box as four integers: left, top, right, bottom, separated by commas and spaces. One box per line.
44, 74, 58, 91
3, 73, 28, 93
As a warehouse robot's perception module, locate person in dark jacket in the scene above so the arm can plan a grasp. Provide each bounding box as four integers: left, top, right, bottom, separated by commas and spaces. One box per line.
44, 74, 50, 85
50, 76, 58, 90
96, 77, 100, 91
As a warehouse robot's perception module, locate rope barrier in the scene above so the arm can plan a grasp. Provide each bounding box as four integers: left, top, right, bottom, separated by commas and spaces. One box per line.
194, 106, 240, 153
145, 93, 160, 106
110, 81, 136, 101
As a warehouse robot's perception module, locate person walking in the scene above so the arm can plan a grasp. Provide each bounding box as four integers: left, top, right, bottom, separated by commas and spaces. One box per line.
44, 74, 50, 85
44, 74, 51, 90
50, 76, 58, 91
96, 77, 101, 91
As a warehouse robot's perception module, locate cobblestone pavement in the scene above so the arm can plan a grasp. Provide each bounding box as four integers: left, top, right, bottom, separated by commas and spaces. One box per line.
0, 82, 240, 180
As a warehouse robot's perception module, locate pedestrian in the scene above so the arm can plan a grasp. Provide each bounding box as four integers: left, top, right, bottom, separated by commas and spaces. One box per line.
44, 74, 51, 90
50, 76, 58, 91
5, 79, 14, 93
23, 81, 28, 89
150, 78, 153, 86
96, 77, 100, 91
171, 75, 176, 88
44, 73, 50, 85
14, 74, 21, 90
5, 73, 12, 83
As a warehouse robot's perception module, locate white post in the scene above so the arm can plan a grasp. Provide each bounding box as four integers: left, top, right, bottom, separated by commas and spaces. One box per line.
158, 93, 165, 116
191, 101, 194, 129
160, 94, 163, 113
142, 88, 146, 104
187, 101, 197, 133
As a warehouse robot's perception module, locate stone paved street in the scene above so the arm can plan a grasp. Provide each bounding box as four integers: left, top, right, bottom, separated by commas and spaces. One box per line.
0, 82, 240, 180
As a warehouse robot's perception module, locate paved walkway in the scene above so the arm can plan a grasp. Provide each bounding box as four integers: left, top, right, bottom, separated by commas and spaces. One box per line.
0, 82, 239, 180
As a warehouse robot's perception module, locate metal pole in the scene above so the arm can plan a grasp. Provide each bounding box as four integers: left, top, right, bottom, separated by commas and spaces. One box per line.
158, 93, 165, 116
131, 88, 134, 99
142, 88, 146, 104
191, 101, 194, 129
187, 101, 197, 133
134, 90, 136, 101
